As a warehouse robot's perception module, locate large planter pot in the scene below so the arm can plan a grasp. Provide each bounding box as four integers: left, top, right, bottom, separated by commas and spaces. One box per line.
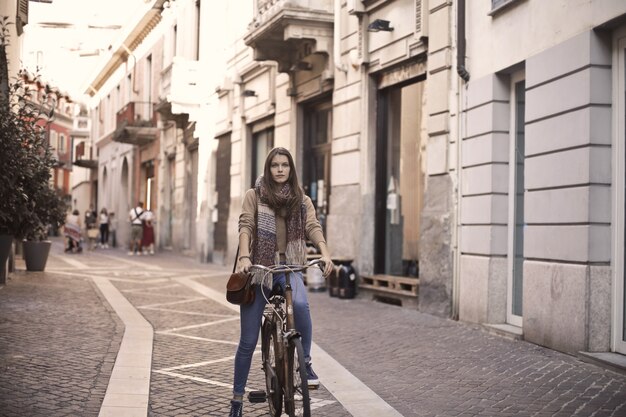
22, 240, 52, 272
0, 234, 12, 284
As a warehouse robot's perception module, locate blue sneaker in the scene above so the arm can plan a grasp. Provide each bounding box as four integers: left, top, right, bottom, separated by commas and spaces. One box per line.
306, 362, 319, 388
228, 400, 243, 417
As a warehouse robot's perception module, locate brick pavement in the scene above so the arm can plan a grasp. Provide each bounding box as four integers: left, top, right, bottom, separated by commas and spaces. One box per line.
1, 239, 626, 416
0, 244, 123, 417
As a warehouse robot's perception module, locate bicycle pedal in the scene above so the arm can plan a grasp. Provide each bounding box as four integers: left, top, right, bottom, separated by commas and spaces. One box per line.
248, 390, 267, 403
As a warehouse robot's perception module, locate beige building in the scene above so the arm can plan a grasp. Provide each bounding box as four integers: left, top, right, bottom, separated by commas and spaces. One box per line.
213, 0, 447, 315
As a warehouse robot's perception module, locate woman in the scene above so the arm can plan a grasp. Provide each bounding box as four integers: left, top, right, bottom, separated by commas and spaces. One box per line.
99, 207, 109, 249
229, 147, 334, 417
64, 209, 82, 253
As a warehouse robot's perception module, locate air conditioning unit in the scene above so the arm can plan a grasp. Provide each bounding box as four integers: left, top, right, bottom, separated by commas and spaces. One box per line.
347, 0, 365, 15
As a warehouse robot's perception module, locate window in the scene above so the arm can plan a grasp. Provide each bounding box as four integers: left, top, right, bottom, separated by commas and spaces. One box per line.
251, 128, 274, 187
49, 130, 58, 152
490, 0, 523, 14
58, 134, 65, 153
126, 74, 132, 103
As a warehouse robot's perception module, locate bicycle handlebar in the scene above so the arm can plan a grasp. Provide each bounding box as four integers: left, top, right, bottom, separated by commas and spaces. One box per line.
249, 259, 324, 274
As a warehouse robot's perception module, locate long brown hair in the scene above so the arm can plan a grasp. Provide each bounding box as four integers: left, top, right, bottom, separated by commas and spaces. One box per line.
262, 147, 304, 215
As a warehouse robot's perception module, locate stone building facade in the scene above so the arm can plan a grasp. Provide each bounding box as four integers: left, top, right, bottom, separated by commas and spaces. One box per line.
457, 0, 626, 357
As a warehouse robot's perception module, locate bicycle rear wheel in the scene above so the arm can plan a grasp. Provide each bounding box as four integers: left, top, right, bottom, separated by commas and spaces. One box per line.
261, 317, 282, 417
285, 337, 310, 417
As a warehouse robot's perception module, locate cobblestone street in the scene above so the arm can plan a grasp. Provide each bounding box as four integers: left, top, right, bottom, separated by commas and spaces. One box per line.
1, 239, 625, 416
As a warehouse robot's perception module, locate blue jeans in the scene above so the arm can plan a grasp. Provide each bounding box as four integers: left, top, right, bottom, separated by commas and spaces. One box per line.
232, 271, 312, 396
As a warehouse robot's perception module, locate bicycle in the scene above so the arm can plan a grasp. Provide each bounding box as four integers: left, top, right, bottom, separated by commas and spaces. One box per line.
248, 259, 324, 417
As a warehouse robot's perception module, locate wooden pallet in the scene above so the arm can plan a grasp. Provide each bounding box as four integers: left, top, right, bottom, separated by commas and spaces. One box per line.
359, 274, 419, 297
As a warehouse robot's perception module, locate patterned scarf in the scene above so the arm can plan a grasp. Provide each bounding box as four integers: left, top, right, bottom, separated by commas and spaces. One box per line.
252, 176, 307, 288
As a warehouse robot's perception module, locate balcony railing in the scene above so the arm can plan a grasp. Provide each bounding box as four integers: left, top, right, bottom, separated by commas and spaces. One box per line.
113, 101, 158, 146
156, 57, 201, 127
254, 0, 333, 20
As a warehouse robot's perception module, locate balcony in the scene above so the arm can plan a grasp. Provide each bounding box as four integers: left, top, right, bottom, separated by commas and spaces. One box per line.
113, 101, 158, 146
244, 0, 334, 73
155, 57, 201, 127
73, 141, 98, 170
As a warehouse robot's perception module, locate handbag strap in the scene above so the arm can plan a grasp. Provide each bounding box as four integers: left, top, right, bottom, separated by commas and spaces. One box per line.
232, 245, 239, 273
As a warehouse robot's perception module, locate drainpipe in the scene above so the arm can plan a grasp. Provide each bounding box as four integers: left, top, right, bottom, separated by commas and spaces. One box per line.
456, 0, 470, 82
452, 0, 469, 320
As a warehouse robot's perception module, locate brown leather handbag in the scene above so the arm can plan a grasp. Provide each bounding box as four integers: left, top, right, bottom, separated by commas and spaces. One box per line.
226, 247, 255, 305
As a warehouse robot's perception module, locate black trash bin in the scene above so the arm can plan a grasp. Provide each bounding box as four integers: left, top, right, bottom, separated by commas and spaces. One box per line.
327, 266, 339, 297
333, 259, 357, 299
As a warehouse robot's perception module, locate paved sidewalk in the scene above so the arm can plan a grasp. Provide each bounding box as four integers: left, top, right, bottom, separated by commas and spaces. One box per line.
1, 239, 626, 417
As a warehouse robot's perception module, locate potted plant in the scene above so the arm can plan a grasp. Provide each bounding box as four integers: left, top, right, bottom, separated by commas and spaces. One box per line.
0, 16, 66, 274
21, 186, 67, 271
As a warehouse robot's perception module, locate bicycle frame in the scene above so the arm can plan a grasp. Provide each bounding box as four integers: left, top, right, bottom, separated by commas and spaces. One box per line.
253, 260, 322, 417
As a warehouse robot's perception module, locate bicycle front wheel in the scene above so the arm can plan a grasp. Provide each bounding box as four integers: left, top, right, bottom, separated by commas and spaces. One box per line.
285, 337, 310, 417
261, 317, 282, 417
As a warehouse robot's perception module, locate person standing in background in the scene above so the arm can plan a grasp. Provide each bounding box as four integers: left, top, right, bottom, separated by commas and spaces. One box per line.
85, 204, 97, 230
85, 204, 98, 250
109, 212, 117, 248
64, 209, 83, 253
128, 202, 145, 255
141, 208, 155, 255
99, 208, 109, 249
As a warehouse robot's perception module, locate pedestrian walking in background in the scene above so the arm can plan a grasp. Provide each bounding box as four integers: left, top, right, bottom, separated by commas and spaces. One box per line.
141, 208, 155, 255
64, 209, 83, 253
229, 147, 334, 417
109, 212, 117, 248
85, 204, 98, 250
128, 202, 145, 255
99, 208, 109, 249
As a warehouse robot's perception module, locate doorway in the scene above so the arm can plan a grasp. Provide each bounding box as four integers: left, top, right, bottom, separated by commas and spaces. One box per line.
302, 98, 332, 229
185, 147, 198, 251
214, 135, 231, 258
375, 81, 425, 277
506, 72, 526, 327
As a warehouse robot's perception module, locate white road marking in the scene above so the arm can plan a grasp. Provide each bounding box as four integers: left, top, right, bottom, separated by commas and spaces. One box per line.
155, 370, 235, 389
137, 297, 206, 308
155, 331, 239, 345
140, 306, 234, 317
108, 277, 170, 284
158, 355, 237, 372
90, 275, 153, 417
159, 317, 239, 333
55, 255, 89, 269
96, 253, 163, 271
121, 283, 181, 293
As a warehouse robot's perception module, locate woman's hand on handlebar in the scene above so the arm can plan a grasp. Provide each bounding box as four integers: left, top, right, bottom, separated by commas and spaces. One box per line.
237, 257, 252, 274
319, 256, 334, 278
